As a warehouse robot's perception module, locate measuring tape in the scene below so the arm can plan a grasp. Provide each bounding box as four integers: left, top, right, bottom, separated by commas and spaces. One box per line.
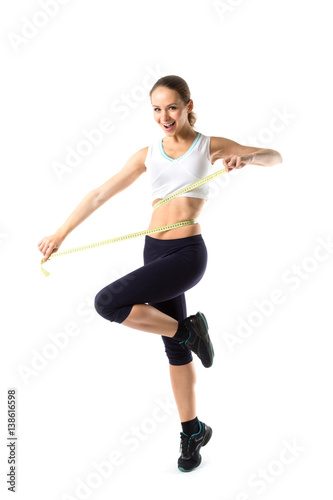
41, 166, 228, 277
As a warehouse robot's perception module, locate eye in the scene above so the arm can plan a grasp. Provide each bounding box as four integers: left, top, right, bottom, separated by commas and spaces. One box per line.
154, 108, 160, 112
169, 106, 176, 110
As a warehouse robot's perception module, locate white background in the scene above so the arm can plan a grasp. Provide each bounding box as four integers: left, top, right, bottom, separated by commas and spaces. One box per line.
1, 0, 332, 498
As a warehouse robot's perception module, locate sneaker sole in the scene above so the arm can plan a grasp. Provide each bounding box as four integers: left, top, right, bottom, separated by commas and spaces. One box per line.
197, 312, 214, 367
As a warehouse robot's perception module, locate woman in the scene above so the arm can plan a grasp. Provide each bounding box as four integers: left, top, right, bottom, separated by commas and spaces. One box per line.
38, 75, 283, 472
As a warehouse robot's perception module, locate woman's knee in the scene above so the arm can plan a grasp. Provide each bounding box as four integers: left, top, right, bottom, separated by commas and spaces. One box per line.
94, 284, 133, 324
94, 286, 114, 320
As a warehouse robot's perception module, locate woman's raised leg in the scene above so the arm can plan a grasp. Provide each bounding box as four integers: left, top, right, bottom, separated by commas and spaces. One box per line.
121, 303, 179, 337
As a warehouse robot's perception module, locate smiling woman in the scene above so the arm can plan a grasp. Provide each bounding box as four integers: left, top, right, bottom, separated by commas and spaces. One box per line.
150, 74, 197, 129
37, 73, 283, 474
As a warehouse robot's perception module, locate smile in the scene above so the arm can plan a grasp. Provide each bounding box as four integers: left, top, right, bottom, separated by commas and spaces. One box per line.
163, 121, 175, 130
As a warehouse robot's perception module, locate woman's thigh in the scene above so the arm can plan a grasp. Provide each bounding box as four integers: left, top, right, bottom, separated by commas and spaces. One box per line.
94, 236, 208, 323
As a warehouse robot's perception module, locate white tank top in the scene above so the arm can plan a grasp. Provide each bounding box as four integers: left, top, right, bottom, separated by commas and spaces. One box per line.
144, 131, 212, 202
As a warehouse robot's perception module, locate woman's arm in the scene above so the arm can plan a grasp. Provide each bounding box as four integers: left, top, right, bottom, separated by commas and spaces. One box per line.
210, 136, 283, 172
37, 147, 148, 262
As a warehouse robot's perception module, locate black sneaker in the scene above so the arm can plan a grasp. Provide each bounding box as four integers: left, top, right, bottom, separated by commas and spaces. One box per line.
178, 421, 213, 472
179, 312, 214, 368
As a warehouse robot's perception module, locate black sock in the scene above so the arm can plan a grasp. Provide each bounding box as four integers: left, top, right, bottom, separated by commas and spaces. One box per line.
172, 319, 190, 341
181, 417, 200, 436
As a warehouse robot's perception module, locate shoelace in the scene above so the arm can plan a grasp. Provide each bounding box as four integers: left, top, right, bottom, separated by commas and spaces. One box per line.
180, 433, 189, 454
179, 432, 195, 455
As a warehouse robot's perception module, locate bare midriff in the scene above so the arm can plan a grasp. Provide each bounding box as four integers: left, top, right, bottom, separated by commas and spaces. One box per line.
147, 196, 206, 239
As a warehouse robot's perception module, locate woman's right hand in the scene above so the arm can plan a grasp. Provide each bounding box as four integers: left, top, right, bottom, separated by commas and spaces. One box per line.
37, 232, 65, 263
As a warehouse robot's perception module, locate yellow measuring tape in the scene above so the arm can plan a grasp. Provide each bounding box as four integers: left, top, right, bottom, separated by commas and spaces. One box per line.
41, 166, 228, 277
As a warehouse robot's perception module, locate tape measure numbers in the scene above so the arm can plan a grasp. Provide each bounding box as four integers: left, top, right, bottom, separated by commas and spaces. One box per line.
41, 167, 228, 276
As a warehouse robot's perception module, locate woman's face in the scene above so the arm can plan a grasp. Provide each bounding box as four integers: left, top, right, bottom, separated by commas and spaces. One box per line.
151, 86, 192, 135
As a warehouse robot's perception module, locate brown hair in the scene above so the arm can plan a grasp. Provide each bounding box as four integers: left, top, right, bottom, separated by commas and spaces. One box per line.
149, 75, 197, 128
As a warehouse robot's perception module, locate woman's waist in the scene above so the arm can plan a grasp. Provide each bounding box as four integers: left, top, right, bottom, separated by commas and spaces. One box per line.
146, 217, 202, 240
145, 231, 204, 246
148, 211, 199, 226
148, 204, 201, 227
147, 198, 204, 239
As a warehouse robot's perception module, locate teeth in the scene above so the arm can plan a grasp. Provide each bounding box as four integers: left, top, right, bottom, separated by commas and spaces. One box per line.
164, 122, 174, 127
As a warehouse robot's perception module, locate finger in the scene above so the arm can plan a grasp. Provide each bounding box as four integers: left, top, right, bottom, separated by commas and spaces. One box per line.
224, 162, 231, 172
232, 155, 238, 166
43, 243, 53, 257
39, 242, 46, 253
44, 248, 53, 262
41, 242, 49, 255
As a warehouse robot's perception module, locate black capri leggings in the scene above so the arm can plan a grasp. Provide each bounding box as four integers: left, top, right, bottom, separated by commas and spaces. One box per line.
94, 233, 208, 366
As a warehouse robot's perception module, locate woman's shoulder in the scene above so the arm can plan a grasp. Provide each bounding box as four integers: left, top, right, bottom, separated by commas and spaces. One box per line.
196, 131, 211, 143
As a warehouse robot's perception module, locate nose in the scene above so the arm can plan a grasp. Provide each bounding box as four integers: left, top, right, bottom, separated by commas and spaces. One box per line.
161, 112, 170, 122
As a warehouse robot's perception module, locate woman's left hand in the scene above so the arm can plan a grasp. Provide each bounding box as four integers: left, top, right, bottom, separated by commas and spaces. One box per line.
223, 154, 253, 173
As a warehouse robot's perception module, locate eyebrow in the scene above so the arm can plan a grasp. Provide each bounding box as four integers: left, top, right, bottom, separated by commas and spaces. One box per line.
152, 103, 178, 107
